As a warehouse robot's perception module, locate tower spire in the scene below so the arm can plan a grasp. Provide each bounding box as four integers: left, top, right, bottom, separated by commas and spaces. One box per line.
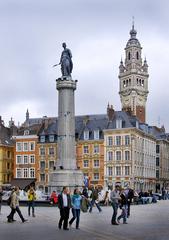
130, 16, 137, 39
132, 16, 135, 29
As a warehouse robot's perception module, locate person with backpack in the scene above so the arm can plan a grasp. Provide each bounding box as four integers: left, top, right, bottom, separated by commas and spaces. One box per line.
89, 186, 102, 213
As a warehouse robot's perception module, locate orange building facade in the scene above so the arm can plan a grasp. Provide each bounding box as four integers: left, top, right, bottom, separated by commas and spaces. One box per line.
13, 134, 39, 181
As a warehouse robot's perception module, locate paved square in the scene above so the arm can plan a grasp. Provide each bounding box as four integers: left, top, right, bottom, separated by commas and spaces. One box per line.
0, 201, 169, 240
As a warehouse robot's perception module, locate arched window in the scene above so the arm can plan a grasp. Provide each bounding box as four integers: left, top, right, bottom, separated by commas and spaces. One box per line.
129, 78, 131, 86
128, 52, 131, 60
126, 79, 128, 87
141, 80, 144, 86
139, 79, 141, 86
136, 51, 139, 60
123, 80, 126, 87
137, 78, 139, 85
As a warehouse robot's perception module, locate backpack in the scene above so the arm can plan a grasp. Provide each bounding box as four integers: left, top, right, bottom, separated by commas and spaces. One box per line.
80, 198, 88, 213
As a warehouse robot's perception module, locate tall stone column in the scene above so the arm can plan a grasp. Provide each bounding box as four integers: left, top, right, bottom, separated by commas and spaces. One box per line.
50, 78, 83, 192
57, 79, 77, 170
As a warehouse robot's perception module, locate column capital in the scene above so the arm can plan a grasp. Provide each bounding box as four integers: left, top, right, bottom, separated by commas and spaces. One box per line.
56, 79, 78, 91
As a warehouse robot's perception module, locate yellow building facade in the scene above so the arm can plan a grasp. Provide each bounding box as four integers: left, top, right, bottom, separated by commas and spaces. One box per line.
0, 145, 14, 185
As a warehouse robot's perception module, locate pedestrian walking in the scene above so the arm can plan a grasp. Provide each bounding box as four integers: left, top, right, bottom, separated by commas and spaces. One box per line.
69, 188, 82, 229
58, 186, 71, 230
110, 185, 121, 225
27, 185, 36, 217
89, 186, 102, 213
117, 188, 128, 224
124, 185, 134, 218
7, 186, 27, 223
0, 186, 3, 214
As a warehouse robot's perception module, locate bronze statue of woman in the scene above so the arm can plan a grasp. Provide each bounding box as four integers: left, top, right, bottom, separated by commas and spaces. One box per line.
53, 43, 73, 78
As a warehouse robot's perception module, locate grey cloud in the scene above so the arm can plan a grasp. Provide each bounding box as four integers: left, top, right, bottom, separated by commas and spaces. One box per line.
0, 0, 169, 130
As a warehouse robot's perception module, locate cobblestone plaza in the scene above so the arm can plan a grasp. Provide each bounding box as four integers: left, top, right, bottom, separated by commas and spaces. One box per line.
0, 201, 169, 240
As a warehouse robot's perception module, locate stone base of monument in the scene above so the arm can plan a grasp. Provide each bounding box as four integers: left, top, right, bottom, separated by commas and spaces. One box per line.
50, 169, 84, 192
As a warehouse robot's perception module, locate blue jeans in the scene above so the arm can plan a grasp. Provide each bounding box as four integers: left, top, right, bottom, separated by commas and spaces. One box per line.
89, 199, 102, 212
28, 201, 35, 216
69, 208, 80, 228
111, 202, 118, 223
117, 205, 127, 223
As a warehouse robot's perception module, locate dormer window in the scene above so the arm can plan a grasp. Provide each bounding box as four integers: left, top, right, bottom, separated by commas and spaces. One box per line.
84, 130, 89, 140
94, 130, 99, 140
49, 135, 54, 142
116, 119, 122, 129
40, 136, 45, 143
24, 130, 29, 135
136, 120, 139, 129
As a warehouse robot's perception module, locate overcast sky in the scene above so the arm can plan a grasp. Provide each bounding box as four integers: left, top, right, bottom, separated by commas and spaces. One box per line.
0, 0, 169, 130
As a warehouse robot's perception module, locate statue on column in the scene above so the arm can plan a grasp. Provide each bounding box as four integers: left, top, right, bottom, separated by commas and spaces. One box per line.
53, 42, 73, 78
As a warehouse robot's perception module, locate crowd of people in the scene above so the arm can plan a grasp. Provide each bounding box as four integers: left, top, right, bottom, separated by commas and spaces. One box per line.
56, 185, 135, 230
0, 184, 167, 229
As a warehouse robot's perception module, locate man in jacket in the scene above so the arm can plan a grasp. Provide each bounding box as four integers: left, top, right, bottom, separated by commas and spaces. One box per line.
89, 186, 102, 213
110, 185, 121, 225
58, 186, 71, 230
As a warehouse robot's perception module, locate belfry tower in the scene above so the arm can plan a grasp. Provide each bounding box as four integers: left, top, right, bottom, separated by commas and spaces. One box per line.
119, 23, 149, 123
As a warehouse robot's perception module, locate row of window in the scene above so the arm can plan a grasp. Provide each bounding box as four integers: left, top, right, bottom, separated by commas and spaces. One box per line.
16, 168, 35, 178
107, 166, 130, 176
123, 78, 144, 88
84, 130, 100, 140
40, 161, 55, 169
107, 135, 130, 146
128, 51, 139, 61
136, 78, 144, 87
83, 159, 100, 168
39, 147, 55, 156
40, 135, 55, 143
16, 155, 35, 164
39, 173, 100, 182
107, 150, 130, 161
16, 142, 35, 152
83, 145, 100, 154
123, 79, 131, 88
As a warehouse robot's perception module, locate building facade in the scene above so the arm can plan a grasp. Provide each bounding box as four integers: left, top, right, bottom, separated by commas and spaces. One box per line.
0, 117, 16, 185
13, 125, 39, 184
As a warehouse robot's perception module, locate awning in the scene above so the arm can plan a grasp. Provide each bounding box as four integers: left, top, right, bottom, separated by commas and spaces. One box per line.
10, 178, 36, 189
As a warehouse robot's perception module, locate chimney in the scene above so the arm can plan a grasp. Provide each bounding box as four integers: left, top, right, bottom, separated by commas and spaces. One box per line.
107, 104, 114, 121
